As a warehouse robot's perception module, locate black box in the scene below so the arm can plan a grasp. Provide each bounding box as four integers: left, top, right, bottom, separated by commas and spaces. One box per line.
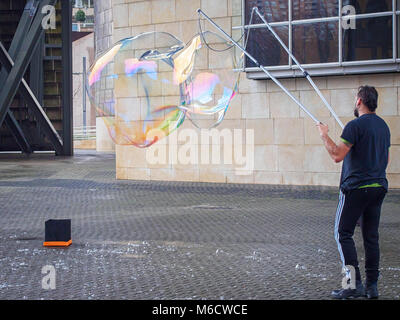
44, 219, 71, 247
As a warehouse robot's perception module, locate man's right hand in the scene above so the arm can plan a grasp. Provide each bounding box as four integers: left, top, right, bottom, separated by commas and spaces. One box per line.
317, 122, 329, 137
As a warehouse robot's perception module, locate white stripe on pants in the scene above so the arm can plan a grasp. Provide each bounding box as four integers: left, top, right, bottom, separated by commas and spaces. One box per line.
334, 190, 347, 273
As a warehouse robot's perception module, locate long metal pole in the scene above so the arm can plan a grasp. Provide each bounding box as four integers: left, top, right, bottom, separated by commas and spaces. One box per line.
253, 7, 345, 129
82, 56, 87, 133
62, 0, 73, 156
197, 9, 321, 124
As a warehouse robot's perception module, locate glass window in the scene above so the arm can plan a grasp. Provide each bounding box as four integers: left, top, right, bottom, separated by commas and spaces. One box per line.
242, 0, 398, 77
398, 15, 400, 59
245, 0, 289, 23
293, 22, 338, 64
343, 16, 393, 61
245, 27, 289, 67
342, 0, 392, 15
292, 0, 339, 21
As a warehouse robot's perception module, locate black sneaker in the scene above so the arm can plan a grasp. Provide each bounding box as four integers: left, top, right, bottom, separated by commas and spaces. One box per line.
331, 281, 365, 299
365, 283, 379, 299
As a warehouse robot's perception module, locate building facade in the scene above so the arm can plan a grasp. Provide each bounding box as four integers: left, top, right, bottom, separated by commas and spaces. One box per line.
95, 0, 400, 188
0, 0, 73, 155
72, 32, 95, 129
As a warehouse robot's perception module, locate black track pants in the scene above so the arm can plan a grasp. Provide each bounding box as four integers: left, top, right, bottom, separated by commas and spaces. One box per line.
334, 187, 386, 284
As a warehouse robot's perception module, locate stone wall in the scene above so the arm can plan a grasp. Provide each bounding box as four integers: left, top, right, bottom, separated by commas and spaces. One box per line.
94, 0, 113, 55
108, 0, 400, 188
72, 32, 95, 128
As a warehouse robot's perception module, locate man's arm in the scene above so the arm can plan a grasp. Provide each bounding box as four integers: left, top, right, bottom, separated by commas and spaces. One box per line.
317, 123, 351, 163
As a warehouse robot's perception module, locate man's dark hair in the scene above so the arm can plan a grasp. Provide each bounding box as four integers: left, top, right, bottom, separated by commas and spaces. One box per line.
357, 85, 378, 112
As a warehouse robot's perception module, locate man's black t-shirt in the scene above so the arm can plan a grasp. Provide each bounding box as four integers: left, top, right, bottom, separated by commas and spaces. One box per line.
340, 113, 391, 192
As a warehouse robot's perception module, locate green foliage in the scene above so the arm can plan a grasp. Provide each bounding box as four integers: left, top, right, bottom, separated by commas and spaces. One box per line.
75, 9, 86, 22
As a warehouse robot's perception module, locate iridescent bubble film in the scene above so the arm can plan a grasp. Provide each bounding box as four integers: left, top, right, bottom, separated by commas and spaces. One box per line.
87, 32, 186, 148
87, 31, 241, 147
178, 31, 241, 128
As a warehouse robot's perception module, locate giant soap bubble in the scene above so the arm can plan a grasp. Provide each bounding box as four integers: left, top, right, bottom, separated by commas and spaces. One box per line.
87, 30, 241, 148
87, 32, 186, 148
177, 31, 241, 129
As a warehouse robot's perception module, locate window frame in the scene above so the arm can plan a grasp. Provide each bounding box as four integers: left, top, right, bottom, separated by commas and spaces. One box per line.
236, 0, 400, 79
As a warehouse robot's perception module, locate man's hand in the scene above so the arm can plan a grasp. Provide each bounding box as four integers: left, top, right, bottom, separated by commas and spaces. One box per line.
317, 122, 351, 163
317, 122, 329, 137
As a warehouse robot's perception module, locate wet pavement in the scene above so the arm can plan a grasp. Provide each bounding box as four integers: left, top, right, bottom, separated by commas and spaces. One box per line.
0, 150, 399, 300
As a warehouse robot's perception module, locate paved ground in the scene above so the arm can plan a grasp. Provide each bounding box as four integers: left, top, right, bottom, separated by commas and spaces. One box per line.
0, 150, 399, 300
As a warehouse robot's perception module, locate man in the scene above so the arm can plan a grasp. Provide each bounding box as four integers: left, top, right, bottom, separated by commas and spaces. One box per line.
317, 86, 391, 299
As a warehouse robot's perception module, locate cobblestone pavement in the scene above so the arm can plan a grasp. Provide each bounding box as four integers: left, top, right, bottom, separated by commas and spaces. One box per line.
0, 150, 399, 300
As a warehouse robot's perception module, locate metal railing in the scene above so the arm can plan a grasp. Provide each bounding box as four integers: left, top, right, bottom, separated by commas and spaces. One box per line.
73, 125, 96, 141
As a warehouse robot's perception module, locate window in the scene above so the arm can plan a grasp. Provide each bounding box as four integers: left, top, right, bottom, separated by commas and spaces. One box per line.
293, 21, 338, 64
74, 0, 93, 8
398, 0, 400, 59
74, 0, 83, 8
239, 0, 400, 78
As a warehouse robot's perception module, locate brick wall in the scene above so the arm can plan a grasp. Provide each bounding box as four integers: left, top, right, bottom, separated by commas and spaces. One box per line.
102, 0, 400, 188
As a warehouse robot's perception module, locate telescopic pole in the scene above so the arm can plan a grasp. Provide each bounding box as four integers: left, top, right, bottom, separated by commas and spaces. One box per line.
197, 9, 321, 125
252, 7, 344, 129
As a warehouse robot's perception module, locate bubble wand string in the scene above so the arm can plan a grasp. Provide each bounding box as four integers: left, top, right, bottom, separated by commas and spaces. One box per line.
193, 8, 254, 127
252, 7, 344, 129
197, 8, 321, 125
